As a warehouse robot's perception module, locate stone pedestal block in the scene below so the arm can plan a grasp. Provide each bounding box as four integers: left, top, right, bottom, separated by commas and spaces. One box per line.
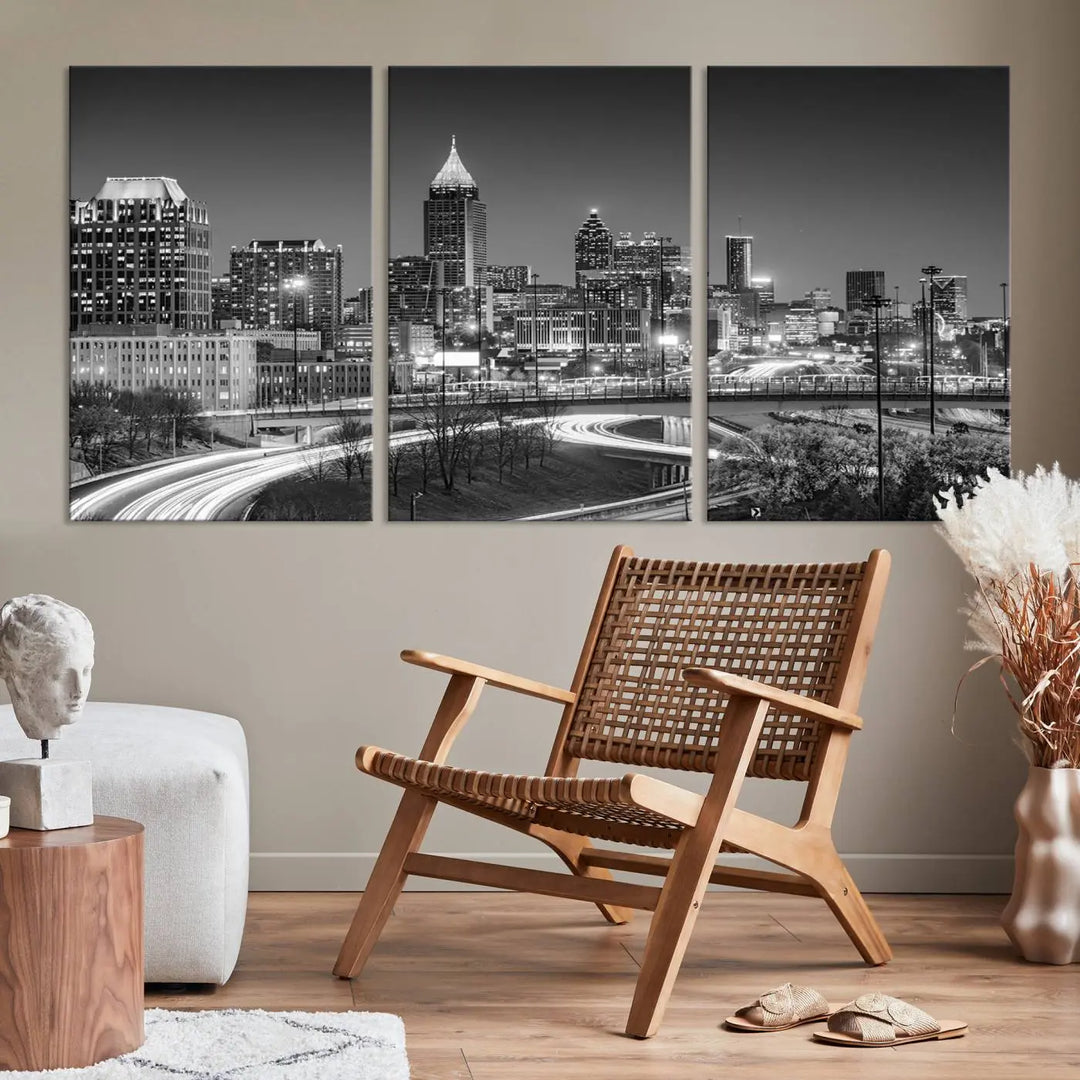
0, 758, 93, 830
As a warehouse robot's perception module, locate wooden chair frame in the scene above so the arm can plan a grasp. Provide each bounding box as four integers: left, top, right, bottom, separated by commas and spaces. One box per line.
335, 545, 892, 1038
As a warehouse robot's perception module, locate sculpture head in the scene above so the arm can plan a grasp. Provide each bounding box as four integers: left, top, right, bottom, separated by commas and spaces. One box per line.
0, 595, 94, 742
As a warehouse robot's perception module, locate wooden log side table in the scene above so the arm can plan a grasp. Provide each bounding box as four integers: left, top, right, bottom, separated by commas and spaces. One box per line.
0, 816, 144, 1071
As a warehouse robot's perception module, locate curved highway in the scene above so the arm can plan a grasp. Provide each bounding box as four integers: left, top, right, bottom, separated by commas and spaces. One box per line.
550, 413, 689, 459
71, 413, 698, 522
70, 426, 372, 521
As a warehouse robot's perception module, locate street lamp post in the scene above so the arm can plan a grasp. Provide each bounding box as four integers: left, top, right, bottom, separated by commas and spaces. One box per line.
410, 490, 424, 521
919, 278, 928, 379
893, 284, 900, 353
531, 272, 540, 396
438, 286, 448, 411
1000, 280, 1009, 380
618, 285, 625, 378
869, 294, 890, 521
657, 237, 666, 386
285, 276, 307, 410
921, 264, 942, 435
581, 282, 589, 377
475, 277, 484, 381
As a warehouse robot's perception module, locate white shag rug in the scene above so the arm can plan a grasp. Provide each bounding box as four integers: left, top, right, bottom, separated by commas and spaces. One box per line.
4, 1009, 409, 1079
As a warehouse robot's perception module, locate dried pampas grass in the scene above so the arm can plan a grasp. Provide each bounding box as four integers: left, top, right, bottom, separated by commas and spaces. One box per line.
938, 465, 1080, 768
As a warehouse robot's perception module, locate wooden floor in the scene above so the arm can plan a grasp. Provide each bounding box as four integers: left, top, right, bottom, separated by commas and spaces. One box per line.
148, 891, 1080, 1079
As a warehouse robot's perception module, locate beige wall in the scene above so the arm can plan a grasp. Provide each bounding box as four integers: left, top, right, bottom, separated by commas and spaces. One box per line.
1, 0, 1077, 891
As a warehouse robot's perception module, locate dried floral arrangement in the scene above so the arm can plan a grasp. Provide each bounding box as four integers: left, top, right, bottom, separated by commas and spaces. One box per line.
937, 464, 1080, 768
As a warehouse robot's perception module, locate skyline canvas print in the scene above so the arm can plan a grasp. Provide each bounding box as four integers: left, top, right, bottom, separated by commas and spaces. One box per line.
68, 67, 373, 522
387, 67, 692, 521
706, 67, 1010, 522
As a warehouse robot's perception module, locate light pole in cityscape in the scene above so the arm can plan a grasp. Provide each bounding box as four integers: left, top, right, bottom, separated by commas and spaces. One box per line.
869, 294, 890, 521
438, 285, 448, 410
893, 284, 900, 353
617, 284, 626, 378
581, 282, 589, 376
921, 264, 942, 435
474, 274, 484, 382
531, 272, 540, 396
657, 237, 666, 386
1000, 280, 1009, 380
918, 277, 928, 378
285, 276, 307, 409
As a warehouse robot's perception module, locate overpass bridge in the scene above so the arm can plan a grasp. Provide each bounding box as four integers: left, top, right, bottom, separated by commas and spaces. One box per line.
223, 374, 1009, 432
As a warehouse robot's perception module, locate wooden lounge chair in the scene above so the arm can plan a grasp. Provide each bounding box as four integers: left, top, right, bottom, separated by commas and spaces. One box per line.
334, 545, 892, 1038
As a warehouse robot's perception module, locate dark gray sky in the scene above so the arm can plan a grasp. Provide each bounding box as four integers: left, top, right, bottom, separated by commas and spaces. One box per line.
708, 67, 1009, 316
390, 67, 690, 282
70, 67, 372, 293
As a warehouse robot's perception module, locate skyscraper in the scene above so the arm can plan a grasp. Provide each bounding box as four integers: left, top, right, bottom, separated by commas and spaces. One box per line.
845, 269, 885, 313
931, 275, 969, 327
725, 235, 753, 292
70, 176, 211, 332
228, 239, 343, 347
388, 255, 442, 326
423, 136, 487, 288
608, 231, 677, 316
574, 209, 614, 288
750, 276, 775, 314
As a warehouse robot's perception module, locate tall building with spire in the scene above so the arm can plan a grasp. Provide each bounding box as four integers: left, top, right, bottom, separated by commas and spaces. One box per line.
574, 209, 613, 289
70, 176, 212, 332
423, 136, 487, 288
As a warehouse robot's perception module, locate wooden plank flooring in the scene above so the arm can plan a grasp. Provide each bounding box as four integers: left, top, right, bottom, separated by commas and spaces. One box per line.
147, 891, 1080, 1079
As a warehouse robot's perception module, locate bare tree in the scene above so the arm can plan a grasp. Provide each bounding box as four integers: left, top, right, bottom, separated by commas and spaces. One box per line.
387, 434, 411, 497
403, 400, 487, 493
303, 447, 333, 484
531, 397, 565, 465
489, 411, 514, 483
332, 415, 369, 483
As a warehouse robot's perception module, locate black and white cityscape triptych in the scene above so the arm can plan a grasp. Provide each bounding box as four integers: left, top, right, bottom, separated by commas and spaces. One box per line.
69, 66, 1009, 523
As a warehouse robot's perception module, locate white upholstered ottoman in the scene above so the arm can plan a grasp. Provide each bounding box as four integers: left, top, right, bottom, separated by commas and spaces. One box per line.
0, 702, 249, 985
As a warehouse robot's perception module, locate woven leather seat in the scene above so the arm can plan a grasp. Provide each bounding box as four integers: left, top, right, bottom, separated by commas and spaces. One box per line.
335, 545, 893, 1039
360, 747, 687, 848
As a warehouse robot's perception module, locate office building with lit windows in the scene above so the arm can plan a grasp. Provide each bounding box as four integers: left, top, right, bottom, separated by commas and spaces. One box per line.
423, 137, 487, 288
574, 209, 614, 288
70, 176, 211, 332
750, 276, 774, 314
228, 239, 342, 348
70, 329, 256, 410
845, 269, 885, 313
486, 264, 532, 292
725, 235, 753, 291
388, 255, 442, 327
931, 274, 969, 327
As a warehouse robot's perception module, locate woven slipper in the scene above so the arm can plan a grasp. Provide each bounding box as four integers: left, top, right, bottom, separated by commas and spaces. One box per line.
724, 982, 838, 1032
812, 993, 967, 1047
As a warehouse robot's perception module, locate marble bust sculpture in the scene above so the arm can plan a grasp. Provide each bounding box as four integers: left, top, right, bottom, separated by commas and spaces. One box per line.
0, 594, 95, 744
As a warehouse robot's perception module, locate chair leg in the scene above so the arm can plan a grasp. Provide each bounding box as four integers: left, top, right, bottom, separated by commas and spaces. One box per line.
624, 833, 714, 1038
333, 789, 437, 978
532, 827, 634, 925
625, 695, 770, 1039
808, 849, 892, 966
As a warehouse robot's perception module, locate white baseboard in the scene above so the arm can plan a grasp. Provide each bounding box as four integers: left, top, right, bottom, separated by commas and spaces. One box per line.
249, 850, 1013, 894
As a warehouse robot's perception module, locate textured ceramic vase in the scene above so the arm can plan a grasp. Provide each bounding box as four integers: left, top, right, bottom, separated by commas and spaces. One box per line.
1002, 765, 1080, 964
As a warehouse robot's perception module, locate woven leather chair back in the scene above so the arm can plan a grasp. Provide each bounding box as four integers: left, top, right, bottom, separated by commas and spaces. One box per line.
565, 556, 870, 781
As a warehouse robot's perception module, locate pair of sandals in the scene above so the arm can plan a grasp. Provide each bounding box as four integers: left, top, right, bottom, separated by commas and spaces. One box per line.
724, 983, 968, 1047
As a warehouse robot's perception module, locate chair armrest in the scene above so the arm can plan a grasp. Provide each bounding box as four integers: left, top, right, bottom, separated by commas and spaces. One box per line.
401, 650, 576, 705
681, 667, 862, 731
